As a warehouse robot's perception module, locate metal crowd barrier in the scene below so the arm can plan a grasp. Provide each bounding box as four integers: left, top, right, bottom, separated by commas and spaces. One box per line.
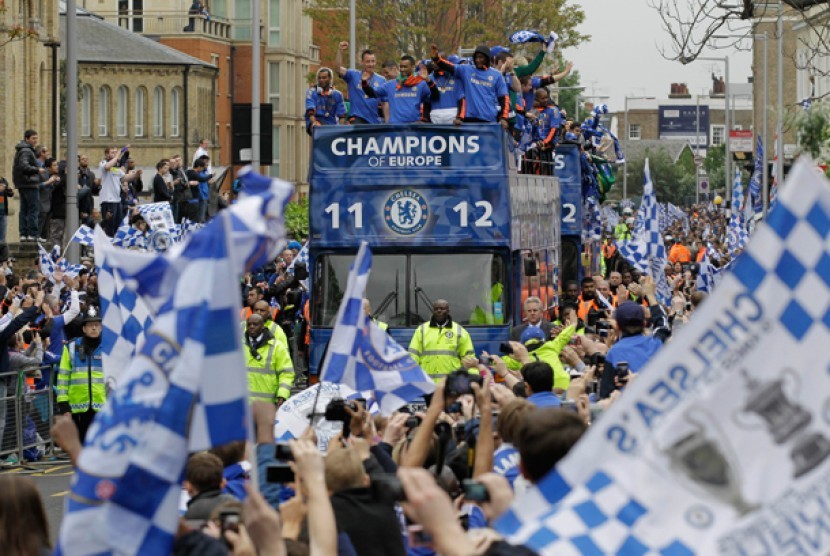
0, 366, 62, 468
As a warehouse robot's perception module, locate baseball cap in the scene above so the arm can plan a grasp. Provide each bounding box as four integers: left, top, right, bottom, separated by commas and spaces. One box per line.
520, 327, 546, 345
614, 301, 645, 327
623, 207, 633, 214
287, 240, 302, 251
447, 54, 462, 64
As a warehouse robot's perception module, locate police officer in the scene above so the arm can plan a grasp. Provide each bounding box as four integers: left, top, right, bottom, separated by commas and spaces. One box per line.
244, 314, 295, 406
56, 306, 105, 442
408, 299, 476, 383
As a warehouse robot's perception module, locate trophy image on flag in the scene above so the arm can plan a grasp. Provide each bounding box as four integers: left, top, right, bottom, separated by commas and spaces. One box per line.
735, 369, 830, 478
663, 406, 757, 515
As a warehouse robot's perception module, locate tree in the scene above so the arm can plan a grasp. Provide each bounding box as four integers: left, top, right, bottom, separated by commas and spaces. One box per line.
556, 66, 591, 122
649, 0, 830, 102
307, 0, 588, 72
626, 147, 698, 205
703, 143, 726, 194
0, 1, 39, 48
791, 101, 830, 167
285, 197, 309, 239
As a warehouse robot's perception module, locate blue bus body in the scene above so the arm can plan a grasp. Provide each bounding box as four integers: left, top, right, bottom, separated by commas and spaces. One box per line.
307, 124, 565, 376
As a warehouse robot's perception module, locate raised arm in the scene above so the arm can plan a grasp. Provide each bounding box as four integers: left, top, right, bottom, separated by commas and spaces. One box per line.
334, 41, 348, 77
515, 48, 546, 78
430, 44, 456, 76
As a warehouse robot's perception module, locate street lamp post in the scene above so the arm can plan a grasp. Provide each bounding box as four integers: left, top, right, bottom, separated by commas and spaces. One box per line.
713, 32, 769, 216
623, 96, 656, 200
694, 57, 730, 203
776, 0, 784, 199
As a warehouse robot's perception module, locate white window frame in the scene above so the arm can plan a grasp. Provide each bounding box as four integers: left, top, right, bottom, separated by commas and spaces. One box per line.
628, 124, 641, 141
268, 62, 281, 113
135, 87, 145, 136
81, 85, 92, 137
153, 87, 164, 137
171, 88, 181, 137
116, 86, 128, 137
98, 86, 109, 136
269, 125, 280, 178
268, 0, 280, 46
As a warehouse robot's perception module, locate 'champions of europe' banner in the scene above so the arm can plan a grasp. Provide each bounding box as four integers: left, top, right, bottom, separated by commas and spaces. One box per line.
312, 124, 506, 171
496, 159, 830, 554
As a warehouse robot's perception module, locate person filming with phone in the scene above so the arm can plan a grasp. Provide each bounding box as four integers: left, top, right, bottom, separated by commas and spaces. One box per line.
600, 276, 671, 399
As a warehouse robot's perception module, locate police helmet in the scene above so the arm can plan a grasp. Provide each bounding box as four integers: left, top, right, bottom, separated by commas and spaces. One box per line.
82, 305, 102, 324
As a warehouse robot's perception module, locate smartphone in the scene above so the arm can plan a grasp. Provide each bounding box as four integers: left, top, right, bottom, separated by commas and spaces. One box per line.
407, 524, 434, 548
219, 510, 240, 535
275, 443, 294, 461
265, 463, 294, 483
462, 479, 490, 502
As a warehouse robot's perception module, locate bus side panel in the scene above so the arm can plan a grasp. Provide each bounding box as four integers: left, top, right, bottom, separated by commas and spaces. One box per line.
554, 144, 583, 284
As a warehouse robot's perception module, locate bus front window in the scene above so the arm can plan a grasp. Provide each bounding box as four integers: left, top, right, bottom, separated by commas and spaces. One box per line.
314, 253, 507, 327
315, 254, 407, 326
410, 253, 507, 326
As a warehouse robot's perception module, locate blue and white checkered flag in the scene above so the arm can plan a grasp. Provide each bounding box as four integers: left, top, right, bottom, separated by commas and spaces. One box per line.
696, 252, 721, 293
95, 227, 156, 388
38, 243, 55, 276
750, 135, 764, 212
112, 226, 146, 249
509, 29, 547, 44
320, 242, 435, 416
583, 197, 602, 241
496, 159, 830, 553
288, 241, 310, 289
617, 159, 672, 304
56, 168, 294, 556
69, 224, 95, 247
727, 168, 749, 257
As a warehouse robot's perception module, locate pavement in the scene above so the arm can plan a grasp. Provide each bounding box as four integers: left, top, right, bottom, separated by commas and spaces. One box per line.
1, 460, 74, 546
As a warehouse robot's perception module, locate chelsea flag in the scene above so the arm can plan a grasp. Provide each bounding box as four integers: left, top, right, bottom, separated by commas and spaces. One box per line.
496, 158, 830, 554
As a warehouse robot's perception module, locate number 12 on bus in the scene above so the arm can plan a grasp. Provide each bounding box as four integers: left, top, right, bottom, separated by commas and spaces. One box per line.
307, 124, 579, 377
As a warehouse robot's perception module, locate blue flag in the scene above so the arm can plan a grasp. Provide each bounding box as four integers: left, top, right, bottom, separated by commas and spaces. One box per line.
616, 160, 673, 304
509, 30, 547, 44
320, 242, 435, 416
749, 135, 763, 212
56, 168, 294, 555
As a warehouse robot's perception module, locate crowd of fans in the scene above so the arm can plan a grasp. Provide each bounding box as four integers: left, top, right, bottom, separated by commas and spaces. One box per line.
9, 130, 228, 252
0, 31, 750, 556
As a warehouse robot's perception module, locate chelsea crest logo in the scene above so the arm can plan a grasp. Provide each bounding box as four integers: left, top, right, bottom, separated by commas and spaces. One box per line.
384, 190, 429, 235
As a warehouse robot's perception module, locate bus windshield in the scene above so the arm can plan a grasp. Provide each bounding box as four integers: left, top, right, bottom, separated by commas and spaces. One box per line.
314, 253, 508, 327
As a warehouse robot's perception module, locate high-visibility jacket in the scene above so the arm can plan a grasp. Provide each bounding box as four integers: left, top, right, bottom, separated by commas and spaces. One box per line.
469, 283, 505, 325
240, 319, 288, 350
577, 295, 601, 321
408, 319, 475, 382
614, 222, 631, 241
669, 243, 692, 264
374, 319, 389, 331
244, 330, 295, 403
504, 325, 575, 390
56, 339, 106, 413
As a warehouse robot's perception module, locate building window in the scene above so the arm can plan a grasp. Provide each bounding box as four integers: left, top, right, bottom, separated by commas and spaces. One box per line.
153, 87, 164, 137
268, 0, 280, 45
269, 125, 280, 178
171, 87, 181, 137
135, 87, 146, 136
233, 0, 252, 40
116, 86, 128, 136
98, 86, 110, 136
80, 85, 92, 137
711, 125, 725, 146
268, 62, 280, 113
628, 124, 641, 141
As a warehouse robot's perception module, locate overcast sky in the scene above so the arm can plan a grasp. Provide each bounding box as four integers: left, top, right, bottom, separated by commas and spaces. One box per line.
566, 1, 753, 110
